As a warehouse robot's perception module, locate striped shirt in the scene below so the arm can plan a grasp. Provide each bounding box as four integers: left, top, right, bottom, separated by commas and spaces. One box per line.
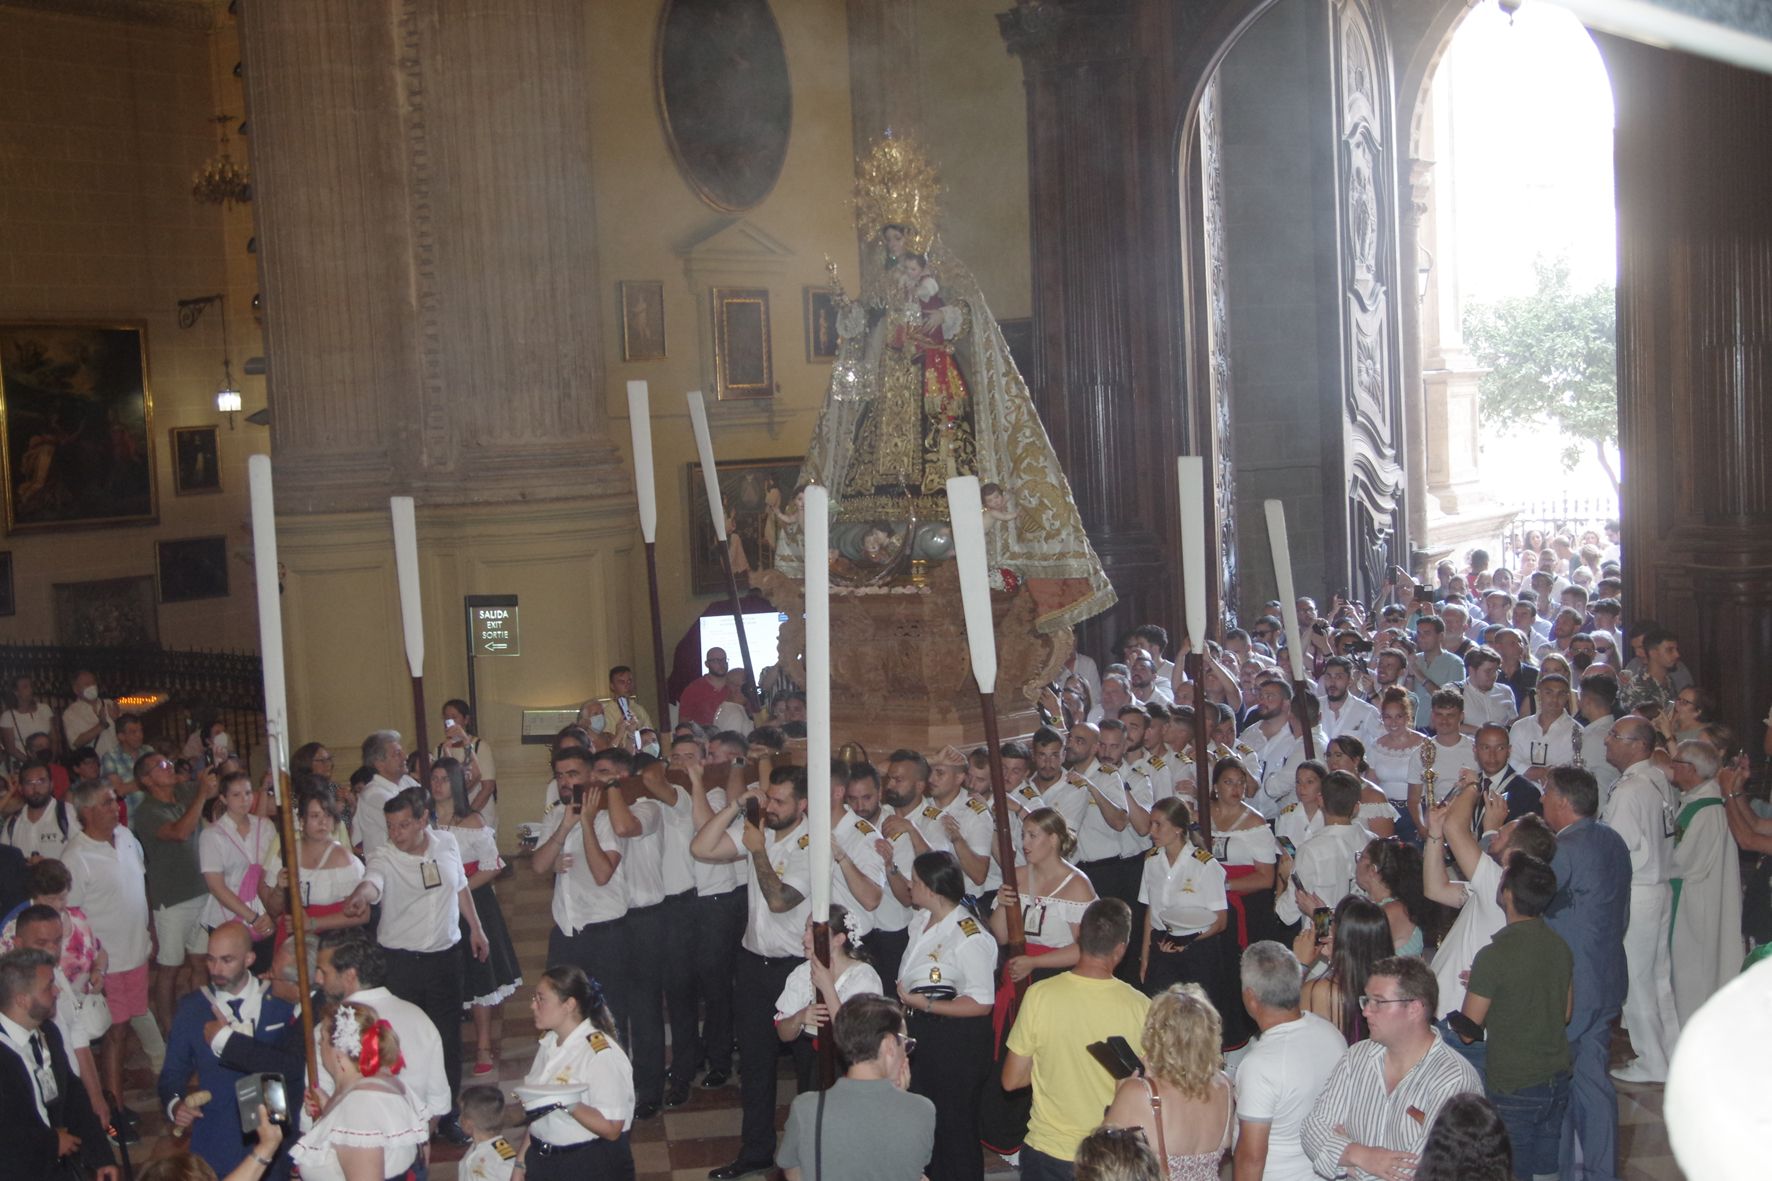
1301, 1036, 1481, 1178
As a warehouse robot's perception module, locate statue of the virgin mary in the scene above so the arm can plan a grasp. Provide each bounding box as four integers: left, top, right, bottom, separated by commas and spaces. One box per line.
781, 135, 1115, 637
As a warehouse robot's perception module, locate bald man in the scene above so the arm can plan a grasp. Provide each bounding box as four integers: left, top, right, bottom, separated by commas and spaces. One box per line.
158, 922, 300, 1175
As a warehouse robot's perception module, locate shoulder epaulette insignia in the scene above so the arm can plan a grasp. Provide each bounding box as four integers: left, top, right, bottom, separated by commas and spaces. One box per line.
1017, 784, 1040, 799
958, 917, 981, 937
1237, 742, 1255, 755
967, 797, 988, 813
492, 1138, 517, 1161
1194, 847, 1215, 864
589, 1032, 609, 1052
855, 819, 875, 835
1144, 846, 1160, 858
1281, 803, 1299, 814
1151, 756, 1167, 769
797, 833, 811, 849
1067, 773, 1088, 786
922, 806, 943, 820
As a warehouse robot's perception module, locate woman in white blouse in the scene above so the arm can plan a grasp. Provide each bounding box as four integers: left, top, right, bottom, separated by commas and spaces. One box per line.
287, 785, 367, 936
198, 769, 284, 958
990, 807, 1097, 983
519, 964, 636, 1180
292, 1001, 429, 1181
1203, 759, 1277, 1047
773, 905, 882, 1089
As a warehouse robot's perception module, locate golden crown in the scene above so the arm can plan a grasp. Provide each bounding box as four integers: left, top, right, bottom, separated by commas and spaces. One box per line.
853, 133, 942, 255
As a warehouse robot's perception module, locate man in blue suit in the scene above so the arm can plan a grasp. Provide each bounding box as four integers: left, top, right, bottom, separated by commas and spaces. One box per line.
1543, 766, 1632, 1181
159, 921, 301, 1176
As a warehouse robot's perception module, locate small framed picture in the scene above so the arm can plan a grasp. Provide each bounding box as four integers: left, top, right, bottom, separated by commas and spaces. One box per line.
619, 280, 666, 362
711, 286, 773, 400
171, 425, 221, 495
0, 552, 13, 617
156, 535, 230, 603
804, 286, 839, 361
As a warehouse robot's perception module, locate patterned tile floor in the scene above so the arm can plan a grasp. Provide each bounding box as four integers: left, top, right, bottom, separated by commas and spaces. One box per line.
117, 862, 1683, 1180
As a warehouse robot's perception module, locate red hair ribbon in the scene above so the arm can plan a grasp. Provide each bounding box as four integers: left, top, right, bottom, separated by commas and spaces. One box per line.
359, 1019, 407, 1077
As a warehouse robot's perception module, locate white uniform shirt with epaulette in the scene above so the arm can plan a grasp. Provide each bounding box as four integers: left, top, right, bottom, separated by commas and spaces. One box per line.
725, 814, 813, 957
458, 1134, 518, 1181
1041, 759, 1128, 864
831, 807, 888, 935
1249, 728, 1331, 819
934, 789, 1000, 893
1139, 844, 1229, 936
1133, 751, 1177, 804
997, 778, 1048, 867
540, 804, 628, 934
650, 783, 697, 897
873, 802, 949, 934
1171, 740, 1258, 785
899, 905, 998, 1004
523, 1018, 635, 1145
1274, 801, 1325, 854
1106, 762, 1156, 859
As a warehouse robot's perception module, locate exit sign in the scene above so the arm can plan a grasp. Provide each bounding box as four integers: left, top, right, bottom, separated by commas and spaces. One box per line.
469, 596, 520, 656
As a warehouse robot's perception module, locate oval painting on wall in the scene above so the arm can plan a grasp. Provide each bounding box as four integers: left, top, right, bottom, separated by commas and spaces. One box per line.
656, 0, 793, 212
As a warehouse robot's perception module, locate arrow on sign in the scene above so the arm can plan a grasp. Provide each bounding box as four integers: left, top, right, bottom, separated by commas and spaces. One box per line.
484, 642, 508, 652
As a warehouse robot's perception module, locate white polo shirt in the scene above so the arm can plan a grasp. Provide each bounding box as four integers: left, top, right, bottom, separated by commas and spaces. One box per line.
1042, 761, 1128, 863
363, 829, 467, 953
1, 801, 78, 862
727, 815, 811, 958
692, 787, 746, 897
540, 805, 628, 934
831, 809, 888, 936
932, 790, 999, 891
619, 798, 667, 910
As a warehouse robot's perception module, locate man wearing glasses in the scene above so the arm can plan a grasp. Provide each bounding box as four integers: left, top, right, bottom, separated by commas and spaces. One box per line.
129, 751, 220, 1029
1302, 957, 1480, 1181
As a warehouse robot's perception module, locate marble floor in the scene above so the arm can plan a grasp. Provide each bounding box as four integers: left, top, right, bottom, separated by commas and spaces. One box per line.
117, 862, 1684, 1181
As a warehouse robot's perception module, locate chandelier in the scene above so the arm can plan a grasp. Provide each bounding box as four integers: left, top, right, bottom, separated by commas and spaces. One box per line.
193, 114, 251, 207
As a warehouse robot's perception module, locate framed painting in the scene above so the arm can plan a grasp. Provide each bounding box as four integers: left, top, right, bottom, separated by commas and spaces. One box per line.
0, 552, 12, 617
171, 425, 221, 495
54, 575, 157, 647
711, 286, 773, 400
620, 280, 667, 361
804, 286, 838, 361
157, 535, 230, 604
0, 322, 156, 533
686, 455, 801, 595
656, 0, 793, 213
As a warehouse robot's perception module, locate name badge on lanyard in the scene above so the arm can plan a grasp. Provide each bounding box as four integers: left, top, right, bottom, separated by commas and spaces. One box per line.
35, 1052, 58, 1104
421, 860, 443, 890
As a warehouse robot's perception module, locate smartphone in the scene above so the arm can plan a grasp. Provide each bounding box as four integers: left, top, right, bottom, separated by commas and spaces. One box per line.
1276, 836, 1297, 858
1311, 907, 1334, 941
743, 797, 762, 827
1445, 1010, 1486, 1044
1413, 586, 1436, 604
235, 1072, 288, 1133
1086, 1035, 1145, 1081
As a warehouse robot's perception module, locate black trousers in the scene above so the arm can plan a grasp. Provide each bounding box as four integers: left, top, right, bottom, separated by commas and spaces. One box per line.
624, 901, 669, 1105
690, 888, 746, 1076
547, 917, 631, 1050
907, 1010, 994, 1181
864, 925, 910, 994
660, 889, 699, 1088
383, 944, 465, 1117
736, 949, 799, 1163
523, 1132, 635, 1181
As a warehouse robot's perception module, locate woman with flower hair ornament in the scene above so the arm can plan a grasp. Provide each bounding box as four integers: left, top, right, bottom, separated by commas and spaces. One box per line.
773, 904, 883, 1090
518, 964, 636, 1180
290, 1001, 427, 1181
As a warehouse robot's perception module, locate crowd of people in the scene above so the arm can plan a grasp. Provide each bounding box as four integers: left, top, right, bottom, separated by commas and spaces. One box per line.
0, 525, 1762, 1181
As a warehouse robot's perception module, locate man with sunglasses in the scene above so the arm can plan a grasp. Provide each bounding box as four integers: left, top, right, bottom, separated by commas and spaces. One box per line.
130, 750, 220, 1029
1302, 957, 1480, 1181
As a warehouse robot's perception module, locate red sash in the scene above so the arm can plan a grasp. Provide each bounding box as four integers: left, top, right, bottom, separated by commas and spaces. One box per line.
1223, 864, 1259, 947
274, 899, 348, 952
992, 942, 1059, 1047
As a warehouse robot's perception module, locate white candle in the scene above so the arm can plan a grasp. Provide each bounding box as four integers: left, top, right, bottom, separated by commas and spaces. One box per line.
1177, 457, 1209, 652
946, 477, 998, 695
247, 456, 290, 777
686, 390, 727, 541
1263, 500, 1307, 682
803, 485, 832, 917
390, 496, 425, 679
627, 381, 657, 544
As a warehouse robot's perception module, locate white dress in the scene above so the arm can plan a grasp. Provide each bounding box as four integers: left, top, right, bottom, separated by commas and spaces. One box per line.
773, 961, 885, 1028
298, 841, 366, 910
288, 1076, 428, 1181
1365, 738, 1421, 803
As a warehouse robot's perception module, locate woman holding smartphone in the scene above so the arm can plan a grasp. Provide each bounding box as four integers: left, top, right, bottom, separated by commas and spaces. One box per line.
437, 698, 500, 834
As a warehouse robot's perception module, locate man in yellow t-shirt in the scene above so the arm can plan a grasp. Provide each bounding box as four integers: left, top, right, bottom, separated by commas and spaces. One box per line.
1003, 898, 1152, 1178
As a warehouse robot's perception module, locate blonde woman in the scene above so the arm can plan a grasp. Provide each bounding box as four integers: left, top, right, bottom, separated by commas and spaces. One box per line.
1102, 984, 1235, 1181
292, 1002, 428, 1181
991, 807, 1098, 982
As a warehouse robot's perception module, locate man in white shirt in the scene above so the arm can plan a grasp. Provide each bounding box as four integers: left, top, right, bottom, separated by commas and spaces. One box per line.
1234, 942, 1347, 1181
1600, 717, 1681, 1085
1045, 724, 1132, 886
350, 729, 410, 855
1285, 773, 1371, 921
342, 787, 488, 1142
1251, 696, 1330, 818
1126, 653, 1173, 709
0, 675, 54, 766
1454, 646, 1519, 733
12, 906, 108, 1129
1317, 657, 1381, 749
63, 780, 161, 1116
691, 764, 812, 1180
1574, 673, 1622, 802
1405, 691, 1479, 837
60, 670, 118, 761
311, 930, 450, 1122
1508, 673, 1580, 783
0, 760, 77, 863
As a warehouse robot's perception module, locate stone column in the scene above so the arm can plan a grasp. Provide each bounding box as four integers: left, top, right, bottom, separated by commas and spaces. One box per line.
1600, 34, 1772, 747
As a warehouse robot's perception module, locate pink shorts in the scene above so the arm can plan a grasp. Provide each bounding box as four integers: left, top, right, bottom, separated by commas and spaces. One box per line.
104, 962, 150, 1022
